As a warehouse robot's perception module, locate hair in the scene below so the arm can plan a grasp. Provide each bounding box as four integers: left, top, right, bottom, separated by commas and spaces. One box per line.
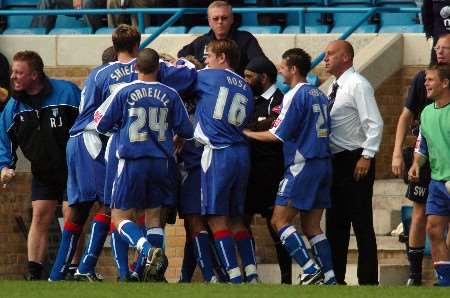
281, 48, 311, 77
208, 1, 232, 14
207, 39, 240, 70
136, 48, 160, 74
341, 40, 354, 60
101, 46, 117, 65
13, 51, 44, 79
112, 24, 141, 54
183, 55, 205, 70
428, 63, 450, 88
159, 52, 176, 64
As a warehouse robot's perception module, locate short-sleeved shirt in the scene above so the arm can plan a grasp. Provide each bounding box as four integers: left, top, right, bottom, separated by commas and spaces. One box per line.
270, 83, 330, 167
95, 81, 193, 160
193, 68, 253, 148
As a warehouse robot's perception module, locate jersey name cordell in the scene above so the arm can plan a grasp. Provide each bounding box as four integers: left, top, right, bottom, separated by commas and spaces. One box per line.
127, 87, 169, 106
226, 76, 247, 91
110, 65, 134, 81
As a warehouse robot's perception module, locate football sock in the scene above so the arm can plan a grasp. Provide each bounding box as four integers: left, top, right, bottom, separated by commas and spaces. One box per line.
110, 224, 130, 280
213, 230, 242, 284
274, 240, 292, 284
210, 238, 229, 282
234, 230, 258, 282
147, 227, 164, 248
49, 221, 82, 281
117, 220, 151, 256
408, 246, 424, 281
193, 231, 215, 282
434, 261, 450, 286
309, 234, 336, 284
77, 213, 110, 274
278, 225, 318, 275
179, 240, 196, 282
27, 261, 43, 280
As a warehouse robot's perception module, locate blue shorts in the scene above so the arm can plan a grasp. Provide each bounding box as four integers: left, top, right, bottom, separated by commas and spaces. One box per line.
201, 144, 250, 216
276, 158, 331, 211
104, 134, 118, 206
426, 180, 450, 216
178, 166, 201, 215
66, 132, 106, 206
111, 157, 169, 210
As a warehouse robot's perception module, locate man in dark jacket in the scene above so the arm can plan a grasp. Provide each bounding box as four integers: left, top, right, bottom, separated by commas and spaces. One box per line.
178, 0, 265, 76
243, 56, 291, 284
0, 52, 10, 112
0, 51, 80, 280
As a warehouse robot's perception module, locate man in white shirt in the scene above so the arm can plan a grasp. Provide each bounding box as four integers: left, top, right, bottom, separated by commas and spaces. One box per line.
324, 40, 384, 285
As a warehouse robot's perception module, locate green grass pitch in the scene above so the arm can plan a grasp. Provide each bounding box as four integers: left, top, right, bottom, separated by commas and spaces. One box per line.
0, 282, 449, 298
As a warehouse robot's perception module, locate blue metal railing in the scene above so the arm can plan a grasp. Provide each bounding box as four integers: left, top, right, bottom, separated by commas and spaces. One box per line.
0, 7, 421, 68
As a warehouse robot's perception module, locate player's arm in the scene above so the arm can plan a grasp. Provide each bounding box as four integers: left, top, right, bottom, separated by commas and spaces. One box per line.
243, 129, 279, 142
0, 100, 17, 186
408, 131, 428, 182
94, 88, 124, 134
158, 60, 197, 95
392, 107, 414, 176
172, 93, 194, 140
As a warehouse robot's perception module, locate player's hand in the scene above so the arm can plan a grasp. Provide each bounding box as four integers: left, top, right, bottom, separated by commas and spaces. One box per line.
408, 163, 420, 183
353, 157, 371, 181
391, 154, 404, 177
73, 0, 82, 9
1, 167, 15, 188
0, 87, 8, 103
173, 135, 184, 155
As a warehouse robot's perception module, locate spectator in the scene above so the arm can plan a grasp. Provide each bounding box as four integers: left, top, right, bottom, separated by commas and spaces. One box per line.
31, 0, 106, 32
0, 51, 80, 280
408, 63, 450, 287
324, 40, 383, 285
391, 34, 450, 287
107, 0, 156, 28
242, 56, 290, 284
422, 0, 450, 63
0, 52, 10, 112
178, 0, 265, 76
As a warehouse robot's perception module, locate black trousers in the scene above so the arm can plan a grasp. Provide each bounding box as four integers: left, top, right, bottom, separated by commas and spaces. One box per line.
325, 149, 379, 285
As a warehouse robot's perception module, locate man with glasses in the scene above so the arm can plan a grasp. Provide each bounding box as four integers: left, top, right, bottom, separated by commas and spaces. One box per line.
178, 0, 265, 76
392, 33, 450, 286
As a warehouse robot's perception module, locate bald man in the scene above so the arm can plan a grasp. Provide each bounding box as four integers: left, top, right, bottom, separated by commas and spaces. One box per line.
324, 40, 384, 285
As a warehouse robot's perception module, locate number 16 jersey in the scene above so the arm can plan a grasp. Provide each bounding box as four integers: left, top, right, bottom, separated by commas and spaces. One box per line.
194, 68, 254, 148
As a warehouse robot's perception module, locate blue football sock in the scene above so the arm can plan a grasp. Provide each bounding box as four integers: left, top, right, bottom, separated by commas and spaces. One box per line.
234, 230, 258, 282
213, 230, 242, 284
49, 221, 82, 281
193, 231, 215, 282
309, 233, 336, 284
118, 220, 151, 256
278, 225, 318, 275
179, 240, 196, 282
435, 262, 450, 286
110, 225, 130, 280
77, 213, 110, 274
147, 227, 164, 248
209, 238, 229, 282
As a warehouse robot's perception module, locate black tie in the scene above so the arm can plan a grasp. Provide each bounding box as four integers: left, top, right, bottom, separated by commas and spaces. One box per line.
328, 82, 339, 112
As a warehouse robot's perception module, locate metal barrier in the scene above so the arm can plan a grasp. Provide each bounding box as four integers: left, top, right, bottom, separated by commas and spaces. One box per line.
0, 6, 421, 68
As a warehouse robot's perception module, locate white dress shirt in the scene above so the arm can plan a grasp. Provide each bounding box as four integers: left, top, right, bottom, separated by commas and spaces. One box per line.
328, 67, 383, 157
